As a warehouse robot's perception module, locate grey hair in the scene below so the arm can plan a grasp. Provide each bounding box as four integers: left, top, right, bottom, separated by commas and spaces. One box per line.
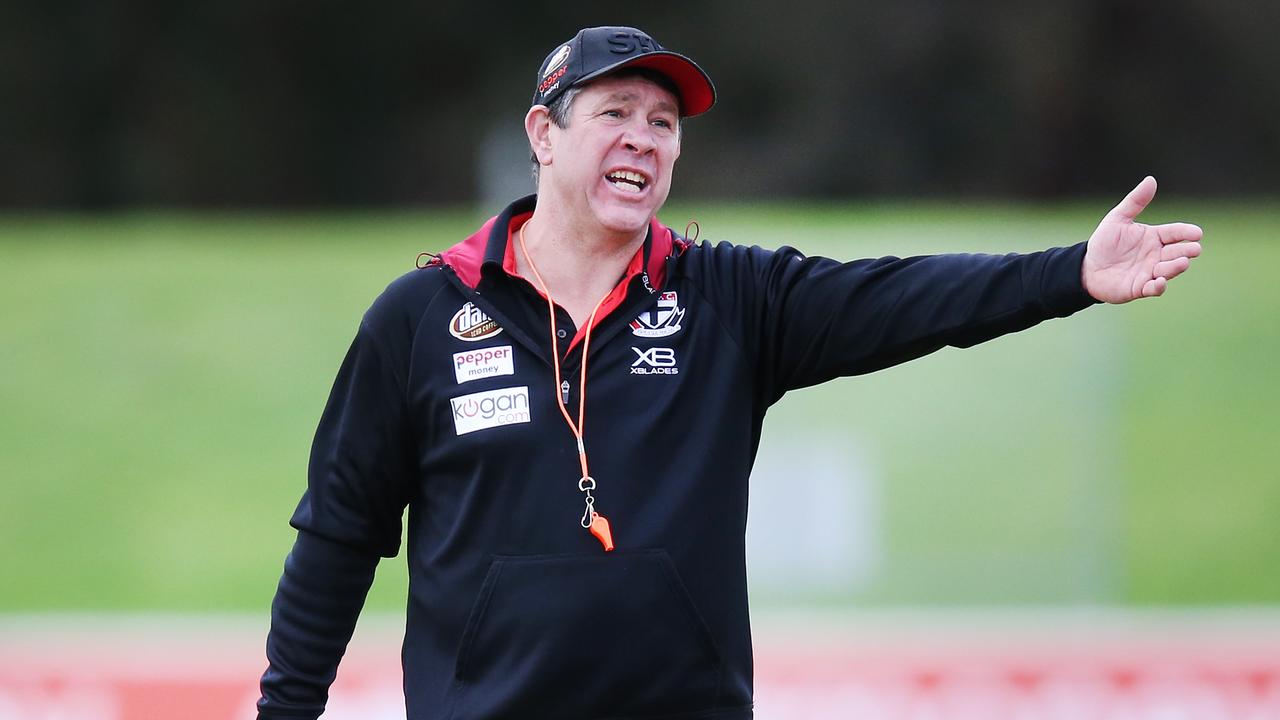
529, 69, 683, 186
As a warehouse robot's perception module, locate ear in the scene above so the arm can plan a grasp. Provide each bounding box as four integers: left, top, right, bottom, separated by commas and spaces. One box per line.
525, 105, 554, 167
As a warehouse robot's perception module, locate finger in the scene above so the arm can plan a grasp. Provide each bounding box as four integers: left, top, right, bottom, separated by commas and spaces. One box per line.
1157, 222, 1204, 244
1142, 276, 1168, 297
1107, 176, 1158, 222
1161, 241, 1202, 261
1153, 257, 1191, 281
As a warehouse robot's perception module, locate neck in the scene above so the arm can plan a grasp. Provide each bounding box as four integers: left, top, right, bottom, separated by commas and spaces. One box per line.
516, 210, 647, 326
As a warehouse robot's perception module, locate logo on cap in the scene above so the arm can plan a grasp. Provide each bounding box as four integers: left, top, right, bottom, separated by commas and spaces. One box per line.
606, 30, 661, 55
543, 44, 571, 77
539, 66, 567, 96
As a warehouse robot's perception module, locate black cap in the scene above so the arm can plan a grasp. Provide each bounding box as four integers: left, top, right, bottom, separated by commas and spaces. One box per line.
532, 26, 716, 117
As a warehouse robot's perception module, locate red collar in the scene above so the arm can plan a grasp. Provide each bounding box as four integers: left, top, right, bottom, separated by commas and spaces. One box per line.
437, 196, 677, 354
499, 214, 655, 352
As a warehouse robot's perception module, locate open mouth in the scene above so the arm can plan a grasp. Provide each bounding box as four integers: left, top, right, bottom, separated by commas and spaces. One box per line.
605, 170, 648, 194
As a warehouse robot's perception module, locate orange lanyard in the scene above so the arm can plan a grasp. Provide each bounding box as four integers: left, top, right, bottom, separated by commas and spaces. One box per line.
517, 223, 615, 551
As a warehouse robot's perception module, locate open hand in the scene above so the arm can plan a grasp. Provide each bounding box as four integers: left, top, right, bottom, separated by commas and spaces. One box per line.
1081, 176, 1203, 304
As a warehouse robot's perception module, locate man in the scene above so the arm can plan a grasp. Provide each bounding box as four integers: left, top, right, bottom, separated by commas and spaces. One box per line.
257, 25, 1202, 720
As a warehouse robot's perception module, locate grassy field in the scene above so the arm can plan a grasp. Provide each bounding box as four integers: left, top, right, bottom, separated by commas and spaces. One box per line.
1, 200, 1275, 612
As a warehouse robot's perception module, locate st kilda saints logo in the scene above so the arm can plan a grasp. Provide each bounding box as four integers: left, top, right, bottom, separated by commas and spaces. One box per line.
450, 302, 503, 342
629, 291, 684, 338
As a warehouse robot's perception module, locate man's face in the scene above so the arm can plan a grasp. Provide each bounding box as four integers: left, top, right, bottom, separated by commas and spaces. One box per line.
540, 75, 682, 237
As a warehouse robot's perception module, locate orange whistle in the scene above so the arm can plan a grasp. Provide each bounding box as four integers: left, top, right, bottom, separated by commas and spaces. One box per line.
589, 512, 614, 552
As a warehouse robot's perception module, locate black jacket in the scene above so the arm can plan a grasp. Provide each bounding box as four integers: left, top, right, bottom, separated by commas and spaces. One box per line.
258, 195, 1097, 720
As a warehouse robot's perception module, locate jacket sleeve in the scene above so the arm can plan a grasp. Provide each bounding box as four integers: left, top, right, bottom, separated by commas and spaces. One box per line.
694, 240, 1099, 405
256, 531, 381, 719
258, 303, 418, 719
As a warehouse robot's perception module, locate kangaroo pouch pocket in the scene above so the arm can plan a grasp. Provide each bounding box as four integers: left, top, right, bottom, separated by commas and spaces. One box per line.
447, 549, 724, 719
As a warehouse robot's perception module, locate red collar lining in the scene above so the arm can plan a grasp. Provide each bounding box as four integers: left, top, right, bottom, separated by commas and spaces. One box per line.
501, 216, 662, 354
437, 201, 674, 357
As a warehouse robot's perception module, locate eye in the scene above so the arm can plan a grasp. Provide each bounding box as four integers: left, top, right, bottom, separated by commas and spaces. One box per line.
652, 118, 672, 129
602, 109, 623, 118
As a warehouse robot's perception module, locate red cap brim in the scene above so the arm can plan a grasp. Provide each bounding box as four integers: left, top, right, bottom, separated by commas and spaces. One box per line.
578, 51, 716, 118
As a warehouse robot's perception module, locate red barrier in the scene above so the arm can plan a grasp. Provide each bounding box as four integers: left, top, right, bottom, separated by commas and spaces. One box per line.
3, 612, 1279, 719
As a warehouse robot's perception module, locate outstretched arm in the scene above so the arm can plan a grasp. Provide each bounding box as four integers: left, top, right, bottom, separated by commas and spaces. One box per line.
1082, 176, 1204, 303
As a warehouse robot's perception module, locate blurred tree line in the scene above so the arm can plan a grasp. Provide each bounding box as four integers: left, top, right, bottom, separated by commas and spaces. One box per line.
2, 0, 1276, 208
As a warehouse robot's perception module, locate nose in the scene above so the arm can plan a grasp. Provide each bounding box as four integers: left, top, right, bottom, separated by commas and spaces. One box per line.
620, 119, 656, 155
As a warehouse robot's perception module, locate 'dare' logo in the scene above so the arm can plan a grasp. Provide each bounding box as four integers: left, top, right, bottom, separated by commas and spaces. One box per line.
450, 302, 503, 341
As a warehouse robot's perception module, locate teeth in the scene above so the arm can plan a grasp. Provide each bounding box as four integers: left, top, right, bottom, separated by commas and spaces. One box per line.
606, 170, 647, 187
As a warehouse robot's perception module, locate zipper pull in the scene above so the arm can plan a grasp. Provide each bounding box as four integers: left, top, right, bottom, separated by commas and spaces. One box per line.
560, 380, 570, 405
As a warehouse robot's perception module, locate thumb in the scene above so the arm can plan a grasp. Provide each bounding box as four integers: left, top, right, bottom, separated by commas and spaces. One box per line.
1107, 176, 1157, 222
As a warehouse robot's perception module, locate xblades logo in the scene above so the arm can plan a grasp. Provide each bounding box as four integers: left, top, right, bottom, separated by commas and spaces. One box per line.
631, 347, 678, 375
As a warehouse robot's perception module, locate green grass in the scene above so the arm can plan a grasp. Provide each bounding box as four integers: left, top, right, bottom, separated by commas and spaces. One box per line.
0, 200, 1274, 611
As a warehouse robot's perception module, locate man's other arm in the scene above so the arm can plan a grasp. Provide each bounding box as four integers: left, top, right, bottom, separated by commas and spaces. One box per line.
258, 305, 417, 720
